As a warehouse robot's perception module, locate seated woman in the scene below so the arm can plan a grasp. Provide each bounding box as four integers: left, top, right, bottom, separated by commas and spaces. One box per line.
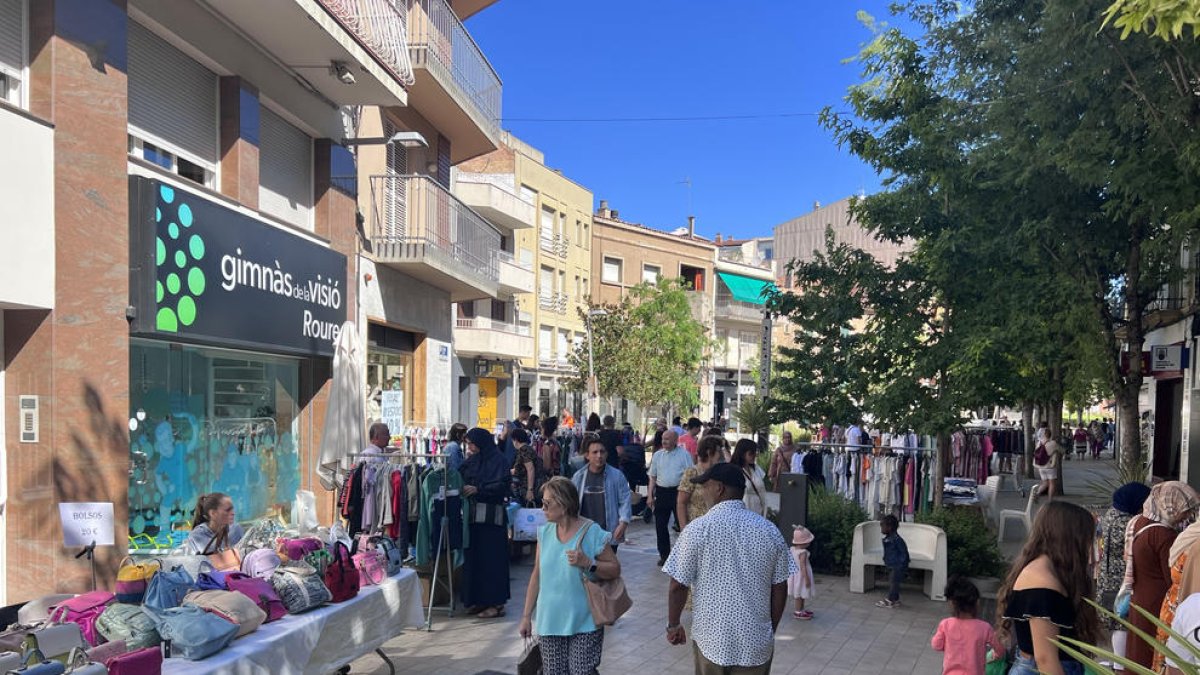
185, 492, 245, 554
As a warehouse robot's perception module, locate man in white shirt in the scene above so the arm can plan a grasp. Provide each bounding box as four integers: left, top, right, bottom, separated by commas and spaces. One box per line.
846, 422, 864, 448
647, 430, 693, 566
663, 463, 795, 674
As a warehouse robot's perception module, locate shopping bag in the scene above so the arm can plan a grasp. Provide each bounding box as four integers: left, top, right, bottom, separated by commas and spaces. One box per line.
517, 638, 542, 675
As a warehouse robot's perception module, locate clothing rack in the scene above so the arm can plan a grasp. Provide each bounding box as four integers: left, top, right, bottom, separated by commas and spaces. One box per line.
790, 441, 937, 521
344, 448, 456, 630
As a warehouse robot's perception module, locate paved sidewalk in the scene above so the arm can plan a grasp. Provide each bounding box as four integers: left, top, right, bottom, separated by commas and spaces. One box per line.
350, 454, 1122, 674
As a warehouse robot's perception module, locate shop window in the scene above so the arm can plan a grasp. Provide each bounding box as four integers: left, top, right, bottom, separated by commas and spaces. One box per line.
366, 349, 415, 430
128, 341, 300, 548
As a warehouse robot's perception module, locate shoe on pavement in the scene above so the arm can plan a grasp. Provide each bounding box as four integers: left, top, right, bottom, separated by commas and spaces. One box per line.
794, 610, 813, 620
657, 557, 666, 567
875, 599, 899, 608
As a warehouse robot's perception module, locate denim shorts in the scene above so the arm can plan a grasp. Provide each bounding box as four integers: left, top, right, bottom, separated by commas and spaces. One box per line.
1009, 653, 1083, 675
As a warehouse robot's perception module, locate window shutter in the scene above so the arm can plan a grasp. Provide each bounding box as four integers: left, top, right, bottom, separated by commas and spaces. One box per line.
382, 119, 407, 238
259, 105, 313, 227
0, 0, 23, 78
437, 134, 451, 187
127, 22, 218, 165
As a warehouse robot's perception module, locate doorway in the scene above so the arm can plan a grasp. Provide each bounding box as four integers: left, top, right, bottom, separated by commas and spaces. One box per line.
1154, 378, 1184, 480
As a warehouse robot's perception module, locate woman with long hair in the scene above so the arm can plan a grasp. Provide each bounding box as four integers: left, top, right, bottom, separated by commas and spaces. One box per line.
185, 492, 244, 554
731, 438, 767, 516
443, 423, 468, 473
997, 501, 1100, 675
677, 435, 727, 529
1125, 481, 1199, 669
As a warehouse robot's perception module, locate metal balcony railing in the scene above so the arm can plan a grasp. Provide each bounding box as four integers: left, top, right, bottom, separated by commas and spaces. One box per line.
497, 249, 533, 271
369, 173, 501, 285
456, 316, 530, 336
406, 0, 502, 134
715, 296, 767, 322
319, 0, 416, 86
539, 235, 558, 255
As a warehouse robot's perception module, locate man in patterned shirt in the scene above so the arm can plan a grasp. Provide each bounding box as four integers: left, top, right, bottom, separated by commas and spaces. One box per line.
663, 463, 796, 674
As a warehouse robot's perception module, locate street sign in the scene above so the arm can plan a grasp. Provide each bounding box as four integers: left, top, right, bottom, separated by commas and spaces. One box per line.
1152, 344, 1185, 371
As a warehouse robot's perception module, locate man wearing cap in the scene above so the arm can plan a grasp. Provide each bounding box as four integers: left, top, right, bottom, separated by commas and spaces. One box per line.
663, 463, 796, 674
647, 429, 693, 566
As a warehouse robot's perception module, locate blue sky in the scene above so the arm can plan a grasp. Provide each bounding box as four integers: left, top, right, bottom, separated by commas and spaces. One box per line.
467, 1, 896, 240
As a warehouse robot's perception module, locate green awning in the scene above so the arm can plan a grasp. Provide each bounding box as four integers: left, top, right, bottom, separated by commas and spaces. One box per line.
717, 272, 774, 305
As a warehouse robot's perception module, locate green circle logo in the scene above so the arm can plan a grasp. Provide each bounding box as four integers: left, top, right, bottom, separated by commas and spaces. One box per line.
155, 187, 206, 333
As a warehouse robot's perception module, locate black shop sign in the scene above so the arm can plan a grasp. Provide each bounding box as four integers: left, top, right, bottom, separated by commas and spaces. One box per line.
129, 176, 347, 357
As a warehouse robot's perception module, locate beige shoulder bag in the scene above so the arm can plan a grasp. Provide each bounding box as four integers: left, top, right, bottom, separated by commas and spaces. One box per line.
576, 521, 632, 626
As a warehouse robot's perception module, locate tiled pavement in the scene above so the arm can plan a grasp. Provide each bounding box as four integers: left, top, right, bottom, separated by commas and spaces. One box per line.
350, 455, 1120, 674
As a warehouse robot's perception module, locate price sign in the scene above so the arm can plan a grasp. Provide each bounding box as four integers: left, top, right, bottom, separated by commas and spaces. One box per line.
59, 502, 115, 547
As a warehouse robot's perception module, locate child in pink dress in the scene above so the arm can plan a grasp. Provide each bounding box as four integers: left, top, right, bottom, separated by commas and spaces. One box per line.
789, 526, 815, 619
931, 577, 1005, 674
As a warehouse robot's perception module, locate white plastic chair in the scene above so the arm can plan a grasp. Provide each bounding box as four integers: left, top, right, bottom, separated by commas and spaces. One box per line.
977, 484, 996, 525
998, 489, 1038, 543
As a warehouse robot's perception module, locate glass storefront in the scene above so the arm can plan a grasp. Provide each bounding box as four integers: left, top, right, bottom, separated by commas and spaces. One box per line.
128, 340, 301, 544
366, 349, 414, 426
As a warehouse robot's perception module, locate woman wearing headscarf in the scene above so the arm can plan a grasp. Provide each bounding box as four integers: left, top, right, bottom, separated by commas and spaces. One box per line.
1094, 482, 1150, 661
1152, 505, 1200, 672
460, 427, 511, 619
1126, 481, 1200, 669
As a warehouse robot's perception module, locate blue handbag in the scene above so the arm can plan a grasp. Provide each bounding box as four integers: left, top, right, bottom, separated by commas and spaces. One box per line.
196, 570, 232, 591
143, 566, 196, 623
4, 649, 65, 675
157, 605, 238, 660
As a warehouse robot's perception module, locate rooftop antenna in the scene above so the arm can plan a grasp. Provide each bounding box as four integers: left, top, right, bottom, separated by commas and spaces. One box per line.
678, 176, 692, 219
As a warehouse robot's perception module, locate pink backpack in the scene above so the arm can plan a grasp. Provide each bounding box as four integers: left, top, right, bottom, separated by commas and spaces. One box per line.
241, 548, 282, 580
49, 590, 114, 646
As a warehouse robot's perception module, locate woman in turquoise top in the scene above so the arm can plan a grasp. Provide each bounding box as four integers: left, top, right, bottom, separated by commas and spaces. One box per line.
519, 476, 621, 674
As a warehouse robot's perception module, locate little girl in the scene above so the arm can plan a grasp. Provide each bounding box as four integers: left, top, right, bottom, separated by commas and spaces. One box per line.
788, 526, 814, 619
931, 577, 1005, 674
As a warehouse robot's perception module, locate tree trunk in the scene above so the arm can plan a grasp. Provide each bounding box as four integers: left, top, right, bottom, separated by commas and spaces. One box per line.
1118, 234, 1147, 474
1051, 395, 1065, 495
1022, 401, 1035, 479
1116, 388, 1142, 476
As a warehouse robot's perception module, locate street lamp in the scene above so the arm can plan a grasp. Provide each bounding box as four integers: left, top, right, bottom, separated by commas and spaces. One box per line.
586, 309, 608, 416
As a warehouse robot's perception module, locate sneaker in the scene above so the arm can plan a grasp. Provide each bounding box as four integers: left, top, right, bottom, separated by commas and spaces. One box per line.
875, 599, 899, 608
796, 610, 813, 620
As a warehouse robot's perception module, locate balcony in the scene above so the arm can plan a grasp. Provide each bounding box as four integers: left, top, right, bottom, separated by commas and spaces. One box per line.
497, 250, 535, 295
454, 174, 535, 231
197, 0, 414, 106
406, 0, 503, 162
455, 317, 534, 360
369, 174, 502, 302
538, 234, 568, 258
715, 296, 767, 324
0, 108, 54, 310
537, 355, 573, 371
538, 290, 567, 314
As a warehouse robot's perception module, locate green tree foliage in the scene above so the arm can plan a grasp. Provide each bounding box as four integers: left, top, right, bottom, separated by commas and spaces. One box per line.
805, 1, 1200, 471
1102, 0, 1200, 40
568, 277, 708, 416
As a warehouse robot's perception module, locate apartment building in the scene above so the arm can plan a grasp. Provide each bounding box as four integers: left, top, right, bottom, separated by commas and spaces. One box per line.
459, 135, 593, 421
774, 197, 911, 278
713, 259, 775, 424
353, 0, 506, 433
592, 203, 716, 422
715, 235, 776, 273
0, 0, 503, 602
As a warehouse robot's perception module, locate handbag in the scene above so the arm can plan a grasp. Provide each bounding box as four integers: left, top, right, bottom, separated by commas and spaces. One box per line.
277, 538, 323, 562
48, 591, 114, 647
95, 604, 160, 651
0, 654, 18, 673
516, 638, 542, 675
84, 640, 126, 665
64, 648, 106, 675
155, 552, 206, 581
352, 549, 388, 587
223, 573, 286, 623
4, 649, 64, 675
576, 521, 631, 626
469, 502, 507, 527
270, 562, 332, 614
142, 566, 195, 622
325, 543, 361, 601
115, 558, 159, 605
240, 549, 281, 581
370, 537, 404, 576
16, 596, 74, 627
25, 624, 85, 663
303, 549, 333, 576
103, 646, 161, 675
181, 590, 266, 638
195, 570, 233, 591
156, 605, 237, 661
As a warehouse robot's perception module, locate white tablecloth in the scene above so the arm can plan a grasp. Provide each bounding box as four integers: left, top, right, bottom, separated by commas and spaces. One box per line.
163, 569, 424, 675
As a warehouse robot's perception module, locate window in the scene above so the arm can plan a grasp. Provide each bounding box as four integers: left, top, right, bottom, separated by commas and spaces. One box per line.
557, 329, 570, 360
127, 22, 217, 187
602, 256, 623, 284
559, 212, 566, 240
558, 270, 566, 297
642, 264, 662, 284
576, 220, 583, 246
539, 326, 553, 360
521, 184, 537, 203
259, 104, 313, 228
0, 0, 25, 107
540, 265, 554, 295
574, 275, 581, 301
540, 206, 555, 242
583, 221, 590, 249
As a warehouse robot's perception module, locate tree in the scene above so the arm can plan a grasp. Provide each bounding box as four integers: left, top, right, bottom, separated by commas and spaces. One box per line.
815, 1, 1200, 474
568, 277, 708, 424
1102, 0, 1200, 40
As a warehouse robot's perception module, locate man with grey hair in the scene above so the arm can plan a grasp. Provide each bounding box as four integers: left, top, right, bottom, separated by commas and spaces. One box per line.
647, 429, 693, 565
365, 422, 391, 460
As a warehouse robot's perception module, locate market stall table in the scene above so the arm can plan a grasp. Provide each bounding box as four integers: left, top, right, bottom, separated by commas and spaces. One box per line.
163, 568, 423, 675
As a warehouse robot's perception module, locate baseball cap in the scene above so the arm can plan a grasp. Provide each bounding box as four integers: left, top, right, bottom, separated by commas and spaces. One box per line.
689, 462, 746, 490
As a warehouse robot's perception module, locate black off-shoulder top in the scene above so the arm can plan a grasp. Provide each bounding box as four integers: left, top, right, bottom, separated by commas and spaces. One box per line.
1002, 588, 1078, 662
